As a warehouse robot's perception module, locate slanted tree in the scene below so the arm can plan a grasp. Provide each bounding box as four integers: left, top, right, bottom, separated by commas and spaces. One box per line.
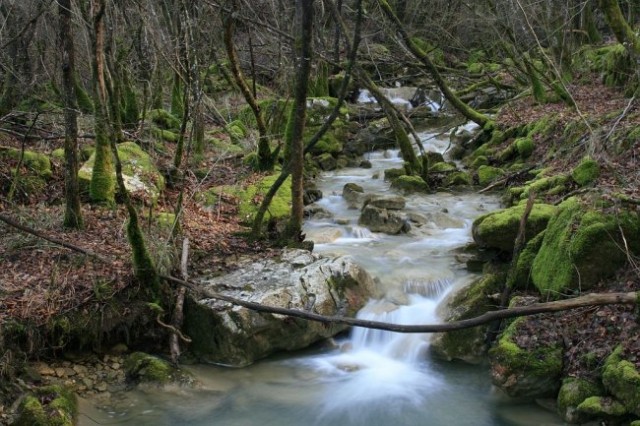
59, 0, 83, 229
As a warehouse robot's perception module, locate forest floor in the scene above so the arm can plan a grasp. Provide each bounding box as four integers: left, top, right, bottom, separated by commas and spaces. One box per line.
1, 78, 639, 418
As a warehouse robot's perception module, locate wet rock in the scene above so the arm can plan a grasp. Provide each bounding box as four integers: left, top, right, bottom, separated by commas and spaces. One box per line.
303, 188, 323, 205
365, 195, 406, 210
342, 183, 370, 208
185, 249, 380, 366
124, 352, 195, 387
304, 205, 334, 220
14, 385, 76, 426
358, 205, 406, 235
305, 227, 343, 244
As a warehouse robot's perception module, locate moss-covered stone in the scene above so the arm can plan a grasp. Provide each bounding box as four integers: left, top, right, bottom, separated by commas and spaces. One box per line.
317, 153, 338, 171
576, 396, 627, 418
200, 174, 291, 224
79, 141, 165, 201
148, 108, 181, 130
124, 351, 194, 387
431, 273, 504, 363
14, 385, 77, 426
1, 146, 52, 178
472, 203, 556, 252
531, 198, 640, 296
471, 155, 489, 168
511, 230, 545, 289
384, 167, 406, 181
429, 161, 457, 173
151, 127, 179, 143
572, 156, 600, 186
519, 173, 570, 200
490, 318, 563, 397
51, 148, 65, 161
445, 171, 472, 186
515, 137, 534, 158
603, 346, 640, 416
477, 165, 504, 186
390, 175, 430, 193
557, 378, 605, 424
225, 119, 248, 142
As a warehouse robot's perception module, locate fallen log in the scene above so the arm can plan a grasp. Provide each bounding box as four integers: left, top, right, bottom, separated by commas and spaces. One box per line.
162, 274, 638, 334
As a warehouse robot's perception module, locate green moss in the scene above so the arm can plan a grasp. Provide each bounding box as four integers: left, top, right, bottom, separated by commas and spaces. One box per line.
511, 230, 545, 289
14, 385, 77, 426
515, 137, 534, 158
51, 148, 65, 161
307, 128, 343, 155
467, 62, 485, 74
472, 203, 556, 252
225, 120, 248, 142
603, 346, 640, 416
572, 156, 600, 186
471, 155, 489, 168
124, 352, 174, 385
445, 171, 472, 186
148, 109, 181, 130
384, 167, 406, 181
520, 174, 569, 200
577, 396, 627, 417
478, 165, 504, 186
491, 318, 563, 377
557, 378, 604, 423
201, 174, 291, 224
390, 175, 430, 193
1, 147, 52, 178
429, 162, 457, 173
531, 198, 640, 296
151, 127, 179, 142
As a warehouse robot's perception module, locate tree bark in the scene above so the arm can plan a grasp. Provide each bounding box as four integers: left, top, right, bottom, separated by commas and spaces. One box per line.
285, 0, 315, 242
598, 0, 640, 56
59, 0, 83, 229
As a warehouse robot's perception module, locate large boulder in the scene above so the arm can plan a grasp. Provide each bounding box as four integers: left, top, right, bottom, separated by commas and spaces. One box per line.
602, 346, 640, 416
358, 205, 407, 234
431, 273, 503, 363
472, 203, 556, 253
531, 198, 640, 296
13, 385, 77, 426
184, 250, 380, 366
79, 141, 165, 201
557, 378, 605, 424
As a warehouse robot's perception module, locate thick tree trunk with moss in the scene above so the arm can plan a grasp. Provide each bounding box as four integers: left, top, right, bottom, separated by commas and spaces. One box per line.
89, 0, 115, 204
376, 0, 491, 127
60, 0, 83, 229
285, 0, 314, 242
598, 0, 640, 56
223, 9, 273, 171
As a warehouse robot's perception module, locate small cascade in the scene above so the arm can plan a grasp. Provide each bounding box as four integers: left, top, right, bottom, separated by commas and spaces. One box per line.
403, 278, 452, 299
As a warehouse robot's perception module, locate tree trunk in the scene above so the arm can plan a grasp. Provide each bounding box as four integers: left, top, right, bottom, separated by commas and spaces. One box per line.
60, 0, 83, 229
285, 0, 314, 242
222, 6, 273, 171
598, 0, 640, 56
376, 0, 491, 128
89, 0, 115, 204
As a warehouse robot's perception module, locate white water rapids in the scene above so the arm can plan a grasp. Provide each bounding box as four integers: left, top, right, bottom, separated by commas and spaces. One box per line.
79, 125, 564, 426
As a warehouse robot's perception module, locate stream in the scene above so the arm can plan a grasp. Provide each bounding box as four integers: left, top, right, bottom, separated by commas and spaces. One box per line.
79, 125, 564, 426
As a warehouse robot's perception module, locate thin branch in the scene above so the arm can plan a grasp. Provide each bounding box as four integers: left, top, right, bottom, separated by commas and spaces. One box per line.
163, 274, 638, 334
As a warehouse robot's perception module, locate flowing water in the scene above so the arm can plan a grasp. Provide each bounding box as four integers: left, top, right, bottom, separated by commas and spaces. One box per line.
79, 126, 564, 426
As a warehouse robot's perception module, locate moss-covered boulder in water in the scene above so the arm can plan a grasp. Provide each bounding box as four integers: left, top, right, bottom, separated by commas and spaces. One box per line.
390, 175, 430, 193
472, 203, 556, 252
79, 141, 165, 201
490, 318, 563, 398
14, 385, 77, 426
431, 273, 504, 363
602, 346, 640, 416
576, 396, 627, 418
124, 352, 195, 387
429, 162, 457, 173
531, 198, 640, 296
477, 165, 504, 186
557, 377, 605, 424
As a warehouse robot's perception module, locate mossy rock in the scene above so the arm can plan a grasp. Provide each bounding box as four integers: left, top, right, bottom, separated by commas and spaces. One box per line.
445, 171, 472, 186
531, 198, 640, 296
429, 161, 457, 173
79, 141, 165, 201
200, 174, 291, 224
124, 352, 195, 387
431, 273, 504, 363
602, 346, 640, 416
0, 146, 52, 178
576, 396, 628, 418
557, 378, 605, 424
14, 385, 77, 426
51, 148, 65, 161
390, 175, 430, 193
471, 155, 489, 168
511, 230, 545, 289
490, 318, 563, 398
208, 136, 244, 155
317, 153, 338, 171
384, 167, 406, 181
151, 127, 179, 143
519, 173, 570, 200
423, 151, 445, 166
472, 203, 556, 252
477, 165, 504, 187
572, 156, 599, 186
225, 119, 248, 142
515, 137, 534, 159
307, 127, 343, 155
148, 109, 181, 130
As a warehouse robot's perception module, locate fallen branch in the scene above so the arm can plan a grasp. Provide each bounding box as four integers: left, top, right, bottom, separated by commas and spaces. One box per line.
162, 274, 638, 333
479, 165, 536, 193
0, 213, 111, 263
